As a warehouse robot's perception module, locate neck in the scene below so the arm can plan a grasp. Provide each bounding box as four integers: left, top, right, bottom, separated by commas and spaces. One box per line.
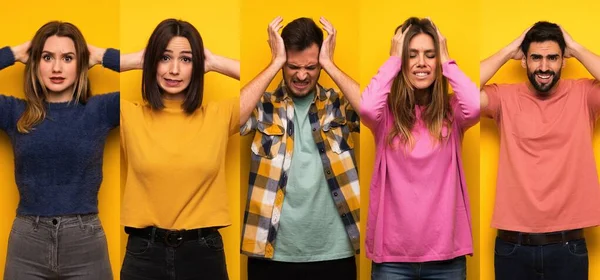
528, 80, 561, 98
162, 92, 186, 101
414, 88, 430, 106
46, 88, 74, 103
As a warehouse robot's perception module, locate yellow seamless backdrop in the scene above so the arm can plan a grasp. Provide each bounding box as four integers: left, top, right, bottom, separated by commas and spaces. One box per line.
0, 0, 120, 277
481, 0, 600, 279
359, 0, 481, 279
120, 0, 241, 279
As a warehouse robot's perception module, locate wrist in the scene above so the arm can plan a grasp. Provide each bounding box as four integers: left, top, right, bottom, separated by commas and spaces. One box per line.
320, 60, 335, 72
440, 54, 450, 64
96, 48, 107, 66
204, 58, 213, 73
10, 47, 21, 62
271, 57, 286, 68
569, 43, 584, 59
503, 44, 518, 60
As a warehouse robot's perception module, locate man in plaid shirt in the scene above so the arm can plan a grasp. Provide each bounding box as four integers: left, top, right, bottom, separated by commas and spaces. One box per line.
239, 16, 361, 280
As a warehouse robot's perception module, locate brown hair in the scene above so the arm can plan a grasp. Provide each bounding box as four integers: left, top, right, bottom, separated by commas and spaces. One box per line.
18, 21, 91, 133
142, 18, 205, 114
281, 17, 323, 52
387, 17, 452, 147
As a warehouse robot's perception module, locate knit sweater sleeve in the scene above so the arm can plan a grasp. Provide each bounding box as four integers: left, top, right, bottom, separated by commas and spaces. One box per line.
102, 48, 120, 72
0, 47, 18, 132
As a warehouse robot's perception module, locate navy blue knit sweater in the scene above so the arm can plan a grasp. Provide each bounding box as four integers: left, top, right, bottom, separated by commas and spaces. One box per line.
0, 46, 120, 216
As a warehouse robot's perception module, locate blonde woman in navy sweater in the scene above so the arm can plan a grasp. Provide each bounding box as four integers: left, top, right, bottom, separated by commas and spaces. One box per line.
0, 21, 119, 279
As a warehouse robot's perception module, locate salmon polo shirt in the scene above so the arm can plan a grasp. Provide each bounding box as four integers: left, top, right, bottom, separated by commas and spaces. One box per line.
483, 79, 600, 233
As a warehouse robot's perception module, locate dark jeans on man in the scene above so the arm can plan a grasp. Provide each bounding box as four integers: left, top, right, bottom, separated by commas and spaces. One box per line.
247, 256, 356, 280
495, 236, 588, 280
121, 227, 228, 280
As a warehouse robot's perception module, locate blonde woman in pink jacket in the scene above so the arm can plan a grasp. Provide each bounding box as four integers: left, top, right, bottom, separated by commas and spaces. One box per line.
360, 17, 480, 280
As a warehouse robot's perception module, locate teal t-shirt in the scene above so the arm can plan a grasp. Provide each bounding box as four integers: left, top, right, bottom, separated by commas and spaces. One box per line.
272, 91, 354, 262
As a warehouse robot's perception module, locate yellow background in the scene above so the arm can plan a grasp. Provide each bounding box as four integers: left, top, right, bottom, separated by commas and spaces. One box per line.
240, 0, 359, 279
359, 0, 481, 279
119, 0, 241, 279
0, 0, 121, 277
481, 0, 600, 279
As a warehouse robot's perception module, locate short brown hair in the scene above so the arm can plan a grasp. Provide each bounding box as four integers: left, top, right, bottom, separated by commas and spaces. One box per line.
142, 19, 205, 114
281, 17, 323, 52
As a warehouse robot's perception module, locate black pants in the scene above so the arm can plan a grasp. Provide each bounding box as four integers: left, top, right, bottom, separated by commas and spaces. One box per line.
121, 230, 228, 280
495, 237, 588, 280
247, 256, 356, 280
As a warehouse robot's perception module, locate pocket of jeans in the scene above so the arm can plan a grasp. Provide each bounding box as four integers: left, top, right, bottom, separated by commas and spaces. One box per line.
10, 217, 34, 235
202, 232, 224, 251
494, 237, 518, 256
126, 236, 151, 255
566, 239, 588, 257
82, 218, 105, 237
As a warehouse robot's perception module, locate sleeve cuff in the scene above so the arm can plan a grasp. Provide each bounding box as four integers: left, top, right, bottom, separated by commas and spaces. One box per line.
102, 48, 120, 72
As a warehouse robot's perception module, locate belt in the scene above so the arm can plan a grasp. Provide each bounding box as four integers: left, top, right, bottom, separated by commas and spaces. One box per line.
125, 226, 218, 247
497, 229, 584, 246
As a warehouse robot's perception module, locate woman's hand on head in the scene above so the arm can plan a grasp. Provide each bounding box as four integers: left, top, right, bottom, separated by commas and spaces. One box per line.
390, 24, 410, 58
11, 41, 31, 64
87, 44, 107, 68
428, 18, 450, 64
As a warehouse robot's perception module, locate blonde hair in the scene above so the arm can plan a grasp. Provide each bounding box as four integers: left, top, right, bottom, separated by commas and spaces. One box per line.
18, 21, 91, 133
387, 17, 452, 148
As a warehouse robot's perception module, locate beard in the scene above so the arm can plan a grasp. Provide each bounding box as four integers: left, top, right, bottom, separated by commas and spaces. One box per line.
283, 71, 321, 99
527, 67, 561, 96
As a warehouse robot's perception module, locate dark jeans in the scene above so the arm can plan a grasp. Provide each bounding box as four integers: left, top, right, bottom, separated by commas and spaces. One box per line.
4, 215, 112, 280
494, 236, 588, 280
247, 256, 356, 280
371, 256, 466, 280
121, 229, 228, 280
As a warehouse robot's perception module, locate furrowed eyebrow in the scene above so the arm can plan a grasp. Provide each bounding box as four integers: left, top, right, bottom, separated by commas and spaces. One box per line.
409, 49, 435, 52
42, 51, 75, 56
287, 63, 317, 68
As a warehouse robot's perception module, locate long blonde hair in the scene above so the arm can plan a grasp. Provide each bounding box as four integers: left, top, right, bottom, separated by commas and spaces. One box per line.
18, 21, 91, 133
387, 17, 452, 147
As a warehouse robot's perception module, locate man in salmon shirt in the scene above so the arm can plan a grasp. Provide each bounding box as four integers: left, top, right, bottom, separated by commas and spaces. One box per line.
480, 21, 600, 280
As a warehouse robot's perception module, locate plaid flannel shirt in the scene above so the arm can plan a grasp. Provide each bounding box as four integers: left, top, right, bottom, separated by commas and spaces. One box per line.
241, 82, 360, 258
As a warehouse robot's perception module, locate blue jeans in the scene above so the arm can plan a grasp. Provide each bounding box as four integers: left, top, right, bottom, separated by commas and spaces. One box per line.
371, 256, 466, 280
120, 229, 228, 280
494, 236, 588, 280
4, 215, 113, 280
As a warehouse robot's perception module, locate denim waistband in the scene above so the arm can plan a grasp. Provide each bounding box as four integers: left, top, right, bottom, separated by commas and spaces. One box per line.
17, 214, 99, 229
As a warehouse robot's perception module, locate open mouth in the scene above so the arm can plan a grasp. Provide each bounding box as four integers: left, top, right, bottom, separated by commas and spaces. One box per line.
50, 77, 65, 84
535, 72, 553, 84
413, 71, 431, 79
292, 80, 310, 90
164, 78, 183, 87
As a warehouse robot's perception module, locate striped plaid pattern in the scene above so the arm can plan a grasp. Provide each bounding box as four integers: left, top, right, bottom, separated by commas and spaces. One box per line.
241, 82, 360, 258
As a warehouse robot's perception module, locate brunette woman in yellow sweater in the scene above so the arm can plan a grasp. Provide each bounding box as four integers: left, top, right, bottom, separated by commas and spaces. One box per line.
119, 19, 239, 280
